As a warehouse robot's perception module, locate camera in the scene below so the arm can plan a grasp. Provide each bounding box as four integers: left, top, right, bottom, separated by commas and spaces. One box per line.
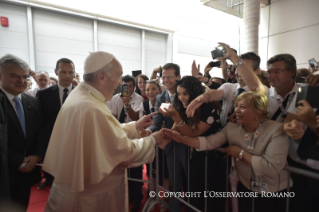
211, 48, 225, 60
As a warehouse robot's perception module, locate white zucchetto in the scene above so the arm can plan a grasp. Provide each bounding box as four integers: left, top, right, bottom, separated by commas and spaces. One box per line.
84, 51, 114, 74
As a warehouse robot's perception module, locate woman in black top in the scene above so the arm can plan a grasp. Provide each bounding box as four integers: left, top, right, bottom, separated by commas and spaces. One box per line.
159, 76, 226, 211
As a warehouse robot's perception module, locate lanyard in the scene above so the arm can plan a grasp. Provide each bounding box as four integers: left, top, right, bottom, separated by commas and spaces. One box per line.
231, 88, 241, 106
276, 92, 295, 118
242, 120, 263, 152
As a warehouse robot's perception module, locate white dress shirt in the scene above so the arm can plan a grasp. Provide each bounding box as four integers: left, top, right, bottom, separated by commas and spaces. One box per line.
0, 87, 22, 114
108, 92, 144, 123
58, 84, 73, 105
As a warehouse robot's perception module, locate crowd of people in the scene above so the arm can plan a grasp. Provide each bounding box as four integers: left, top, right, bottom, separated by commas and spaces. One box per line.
0, 41, 319, 212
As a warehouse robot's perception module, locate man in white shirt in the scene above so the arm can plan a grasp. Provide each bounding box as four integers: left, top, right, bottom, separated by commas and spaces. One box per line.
186, 43, 266, 127
266, 54, 319, 212
26, 71, 50, 97
108, 75, 144, 123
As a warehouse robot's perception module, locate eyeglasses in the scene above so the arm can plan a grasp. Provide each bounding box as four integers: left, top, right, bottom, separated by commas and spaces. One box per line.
266, 69, 288, 77
162, 76, 176, 80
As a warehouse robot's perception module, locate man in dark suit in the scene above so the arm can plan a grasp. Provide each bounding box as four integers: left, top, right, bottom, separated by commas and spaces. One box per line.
0, 93, 9, 211
36, 58, 75, 190
0, 54, 45, 211
147, 63, 188, 212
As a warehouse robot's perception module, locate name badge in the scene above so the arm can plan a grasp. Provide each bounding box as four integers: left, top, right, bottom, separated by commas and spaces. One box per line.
251, 181, 267, 192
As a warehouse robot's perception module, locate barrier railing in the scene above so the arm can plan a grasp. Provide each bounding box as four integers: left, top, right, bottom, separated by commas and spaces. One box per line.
127, 146, 319, 212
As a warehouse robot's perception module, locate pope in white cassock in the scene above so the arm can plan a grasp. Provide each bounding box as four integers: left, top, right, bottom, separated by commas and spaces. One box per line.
43, 52, 164, 212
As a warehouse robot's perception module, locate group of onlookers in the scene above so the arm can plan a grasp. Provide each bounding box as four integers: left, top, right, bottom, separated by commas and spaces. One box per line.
1, 42, 319, 212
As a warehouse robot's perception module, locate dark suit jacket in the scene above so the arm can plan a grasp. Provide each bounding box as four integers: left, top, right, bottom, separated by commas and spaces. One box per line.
0, 94, 9, 206
148, 90, 177, 154
297, 109, 319, 160
36, 84, 75, 147
0, 89, 46, 171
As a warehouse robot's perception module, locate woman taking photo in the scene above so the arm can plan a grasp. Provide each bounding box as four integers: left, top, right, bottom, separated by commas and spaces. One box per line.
135, 74, 149, 100
159, 76, 225, 212
163, 92, 291, 212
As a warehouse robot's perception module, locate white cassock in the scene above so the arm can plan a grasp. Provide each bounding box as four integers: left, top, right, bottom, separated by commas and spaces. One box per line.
43, 82, 155, 212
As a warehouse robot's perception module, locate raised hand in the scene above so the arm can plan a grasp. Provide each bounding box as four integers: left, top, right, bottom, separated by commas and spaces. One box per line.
216, 42, 238, 62
158, 105, 179, 118
296, 100, 317, 129
195, 75, 209, 84
136, 112, 157, 129
192, 60, 200, 76
185, 94, 207, 118
306, 74, 319, 86
204, 62, 213, 76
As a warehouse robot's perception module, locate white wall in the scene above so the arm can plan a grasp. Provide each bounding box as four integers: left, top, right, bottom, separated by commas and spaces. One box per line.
98, 22, 141, 76
0, 0, 244, 80
174, 0, 241, 78
0, 2, 29, 63
144, 31, 166, 77
259, 0, 319, 70
33, 9, 94, 76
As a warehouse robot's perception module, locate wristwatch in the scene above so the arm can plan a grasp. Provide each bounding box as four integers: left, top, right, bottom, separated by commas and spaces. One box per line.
233, 59, 244, 69
239, 149, 244, 159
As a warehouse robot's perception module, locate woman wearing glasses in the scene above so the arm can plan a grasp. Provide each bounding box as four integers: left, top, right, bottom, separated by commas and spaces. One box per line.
159, 76, 225, 212
163, 92, 291, 212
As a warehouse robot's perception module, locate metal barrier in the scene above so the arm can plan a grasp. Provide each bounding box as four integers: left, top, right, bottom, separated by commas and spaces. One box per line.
128, 144, 229, 212
127, 146, 319, 212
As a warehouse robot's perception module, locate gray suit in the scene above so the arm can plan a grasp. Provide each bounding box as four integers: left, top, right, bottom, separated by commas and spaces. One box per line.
148, 90, 188, 212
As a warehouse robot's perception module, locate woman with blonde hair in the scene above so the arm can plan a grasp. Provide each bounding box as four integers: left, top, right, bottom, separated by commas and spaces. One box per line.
163, 92, 291, 212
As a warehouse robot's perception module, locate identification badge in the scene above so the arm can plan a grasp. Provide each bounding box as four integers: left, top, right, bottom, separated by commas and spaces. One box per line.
251, 181, 267, 192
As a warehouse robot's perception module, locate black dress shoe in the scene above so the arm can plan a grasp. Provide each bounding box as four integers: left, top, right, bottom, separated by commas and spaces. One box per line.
37, 181, 51, 190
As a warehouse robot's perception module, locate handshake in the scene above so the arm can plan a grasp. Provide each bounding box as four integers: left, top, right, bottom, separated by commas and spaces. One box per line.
135, 112, 171, 149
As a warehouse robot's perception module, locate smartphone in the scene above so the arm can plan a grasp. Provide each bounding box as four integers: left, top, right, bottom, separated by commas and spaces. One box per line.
159, 67, 163, 78
160, 103, 170, 111
308, 58, 318, 68
295, 85, 319, 108
121, 84, 129, 97
210, 61, 221, 67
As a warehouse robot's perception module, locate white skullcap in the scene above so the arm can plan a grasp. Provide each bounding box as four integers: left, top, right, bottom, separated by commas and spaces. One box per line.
84, 51, 114, 74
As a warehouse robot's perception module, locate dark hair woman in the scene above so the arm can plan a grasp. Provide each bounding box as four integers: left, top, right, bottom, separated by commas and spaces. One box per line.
159, 76, 226, 211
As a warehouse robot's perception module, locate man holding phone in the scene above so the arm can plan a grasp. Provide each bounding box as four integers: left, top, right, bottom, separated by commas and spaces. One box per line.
107, 75, 143, 123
